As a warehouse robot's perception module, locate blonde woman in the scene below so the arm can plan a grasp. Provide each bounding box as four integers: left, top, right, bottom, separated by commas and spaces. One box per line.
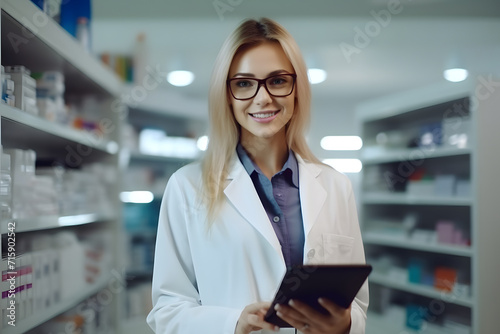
147, 18, 368, 334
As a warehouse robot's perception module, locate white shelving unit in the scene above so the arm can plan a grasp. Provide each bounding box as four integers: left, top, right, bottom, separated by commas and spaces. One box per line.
363, 232, 472, 257
119, 98, 206, 333
1, 1, 124, 333
357, 80, 500, 334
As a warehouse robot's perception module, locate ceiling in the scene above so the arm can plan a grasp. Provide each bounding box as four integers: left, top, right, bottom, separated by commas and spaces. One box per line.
91, 0, 500, 134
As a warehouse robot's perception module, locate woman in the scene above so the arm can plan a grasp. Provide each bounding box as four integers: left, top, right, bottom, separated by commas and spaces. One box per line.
147, 18, 368, 334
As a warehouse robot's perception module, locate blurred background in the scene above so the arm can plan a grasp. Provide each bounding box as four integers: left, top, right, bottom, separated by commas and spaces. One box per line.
1, 0, 499, 333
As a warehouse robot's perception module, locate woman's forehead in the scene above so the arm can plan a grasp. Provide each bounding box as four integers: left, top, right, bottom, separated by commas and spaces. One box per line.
229, 42, 293, 77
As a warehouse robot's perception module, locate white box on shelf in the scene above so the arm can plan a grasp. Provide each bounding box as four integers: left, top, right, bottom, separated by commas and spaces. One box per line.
434, 175, 456, 197
442, 116, 471, 149
406, 180, 434, 196
455, 179, 471, 197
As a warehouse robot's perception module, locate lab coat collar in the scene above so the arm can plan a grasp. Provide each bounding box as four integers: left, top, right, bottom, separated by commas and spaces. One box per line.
224, 154, 326, 262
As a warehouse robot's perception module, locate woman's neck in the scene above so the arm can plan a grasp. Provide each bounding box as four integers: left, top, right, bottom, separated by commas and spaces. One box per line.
240, 135, 289, 180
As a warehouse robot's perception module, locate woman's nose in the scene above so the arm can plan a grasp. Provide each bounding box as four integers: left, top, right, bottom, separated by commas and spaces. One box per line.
253, 83, 272, 104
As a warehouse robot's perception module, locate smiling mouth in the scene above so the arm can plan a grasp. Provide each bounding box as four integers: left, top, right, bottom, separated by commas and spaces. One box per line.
249, 111, 279, 119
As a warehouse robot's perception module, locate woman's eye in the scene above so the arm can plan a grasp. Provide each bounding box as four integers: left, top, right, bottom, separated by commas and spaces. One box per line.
269, 77, 287, 85
235, 80, 253, 88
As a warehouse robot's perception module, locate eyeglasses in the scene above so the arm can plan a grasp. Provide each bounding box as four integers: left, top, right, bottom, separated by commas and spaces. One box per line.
227, 73, 297, 101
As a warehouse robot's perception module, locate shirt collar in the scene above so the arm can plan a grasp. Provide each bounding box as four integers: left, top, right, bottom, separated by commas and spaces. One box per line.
236, 143, 299, 187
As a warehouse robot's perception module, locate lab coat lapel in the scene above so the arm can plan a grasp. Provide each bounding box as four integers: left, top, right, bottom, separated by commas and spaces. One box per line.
297, 156, 327, 237
224, 156, 283, 259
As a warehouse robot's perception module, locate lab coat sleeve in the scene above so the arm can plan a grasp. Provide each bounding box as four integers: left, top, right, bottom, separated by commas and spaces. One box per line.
346, 180, 369, 334
146, 173, 242, 334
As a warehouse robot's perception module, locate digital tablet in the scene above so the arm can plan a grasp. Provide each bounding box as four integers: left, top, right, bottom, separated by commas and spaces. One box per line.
264, 264, 372, 327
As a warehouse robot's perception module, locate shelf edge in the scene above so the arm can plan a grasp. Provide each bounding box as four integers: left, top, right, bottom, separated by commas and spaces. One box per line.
2, 0, 122, 97
2, 274, 113, 334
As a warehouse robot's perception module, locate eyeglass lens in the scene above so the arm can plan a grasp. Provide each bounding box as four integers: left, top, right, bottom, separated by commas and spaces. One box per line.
229, 74, 295, 100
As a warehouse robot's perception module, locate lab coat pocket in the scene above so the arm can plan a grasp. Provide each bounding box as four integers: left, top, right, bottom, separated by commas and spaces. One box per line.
322, 233, 354, 264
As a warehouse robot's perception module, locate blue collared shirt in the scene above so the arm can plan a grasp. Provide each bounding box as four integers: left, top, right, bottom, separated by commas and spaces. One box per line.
236, 144, 305, 268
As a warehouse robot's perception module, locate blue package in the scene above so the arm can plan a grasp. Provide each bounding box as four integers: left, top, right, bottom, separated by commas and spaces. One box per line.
59, 0, 91, 37
408, 258, 424, 284
30, 0, 44, 10
406, 304, 428, 330
419, 122, 443, 147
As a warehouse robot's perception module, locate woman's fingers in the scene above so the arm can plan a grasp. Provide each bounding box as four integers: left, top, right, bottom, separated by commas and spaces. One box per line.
275, 300, 326, 329
276, 298, 352, 333
243, 302, 279, 332
318, 298, 351, 319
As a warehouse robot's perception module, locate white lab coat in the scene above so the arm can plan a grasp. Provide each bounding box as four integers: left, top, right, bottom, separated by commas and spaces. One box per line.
147, 154, 368, 334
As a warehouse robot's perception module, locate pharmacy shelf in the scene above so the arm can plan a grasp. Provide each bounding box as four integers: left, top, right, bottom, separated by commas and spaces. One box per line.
3, 274, 113, 334
129, 151, 195, 164
361, 146, 471, 165
363, 233, 472, 257
0, 104, 118, 158
0, 0, 125, 332
366, 309, 455, 334
357, 77, 500, 333
370, 272, 473, 308
0, 212, 117, 234
362, 193, 472, 206
1, 0, 122, 97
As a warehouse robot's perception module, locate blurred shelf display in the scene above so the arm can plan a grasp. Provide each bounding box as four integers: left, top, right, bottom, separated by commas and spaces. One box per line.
0, 104, 118, 157
363, 232, 472, 257
369, 272, 473, 308
3, 273, 113, 334
357, 79, 500, 334
362, 193, 472, 206
129, 151, 195, 164
361, 146, 471, 165
366, 306, 470, 334
0, 212, 117, 234
1, 1, 124, 333
118, 94, 206, 331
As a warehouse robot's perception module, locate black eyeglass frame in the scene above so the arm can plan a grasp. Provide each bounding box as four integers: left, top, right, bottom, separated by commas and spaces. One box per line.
227, 73, 297, 101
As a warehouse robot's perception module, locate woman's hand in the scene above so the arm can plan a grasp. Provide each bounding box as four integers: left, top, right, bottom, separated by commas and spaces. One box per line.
235, 302, 279, 334
275, 298, 351, 334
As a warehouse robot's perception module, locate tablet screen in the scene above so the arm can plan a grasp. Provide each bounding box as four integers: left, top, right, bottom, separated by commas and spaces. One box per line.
264, 264, 372, 327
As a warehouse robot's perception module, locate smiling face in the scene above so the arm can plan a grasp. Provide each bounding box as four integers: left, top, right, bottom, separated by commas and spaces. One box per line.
228, 41, 296, 145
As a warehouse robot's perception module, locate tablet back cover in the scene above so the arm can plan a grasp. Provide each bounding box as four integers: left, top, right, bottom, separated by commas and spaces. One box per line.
264, 264, 372, 327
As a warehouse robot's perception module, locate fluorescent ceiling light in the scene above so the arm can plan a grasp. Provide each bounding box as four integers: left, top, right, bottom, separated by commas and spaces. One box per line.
320, 136, 363, 150
197, 135, 209, 151
167, 70, 195, 86
120, 191, 154, 203
443, 68, 468, 82
322, 159, 363, 173
307, 68, 327, 84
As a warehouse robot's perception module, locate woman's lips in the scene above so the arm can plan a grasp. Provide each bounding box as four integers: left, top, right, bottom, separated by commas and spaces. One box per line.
249, 110, 280, 123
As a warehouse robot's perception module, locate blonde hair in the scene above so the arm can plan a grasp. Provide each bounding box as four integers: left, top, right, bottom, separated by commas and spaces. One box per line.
201, 18, 320, 222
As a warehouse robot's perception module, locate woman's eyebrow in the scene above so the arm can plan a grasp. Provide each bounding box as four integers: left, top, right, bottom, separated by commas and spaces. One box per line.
231, 69, 292, 78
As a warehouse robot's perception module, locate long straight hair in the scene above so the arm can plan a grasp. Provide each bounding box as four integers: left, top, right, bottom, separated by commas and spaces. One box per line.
201, 18, 320, 223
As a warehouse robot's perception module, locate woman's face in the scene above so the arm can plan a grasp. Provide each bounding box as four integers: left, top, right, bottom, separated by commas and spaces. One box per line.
228, 42, 296, 144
